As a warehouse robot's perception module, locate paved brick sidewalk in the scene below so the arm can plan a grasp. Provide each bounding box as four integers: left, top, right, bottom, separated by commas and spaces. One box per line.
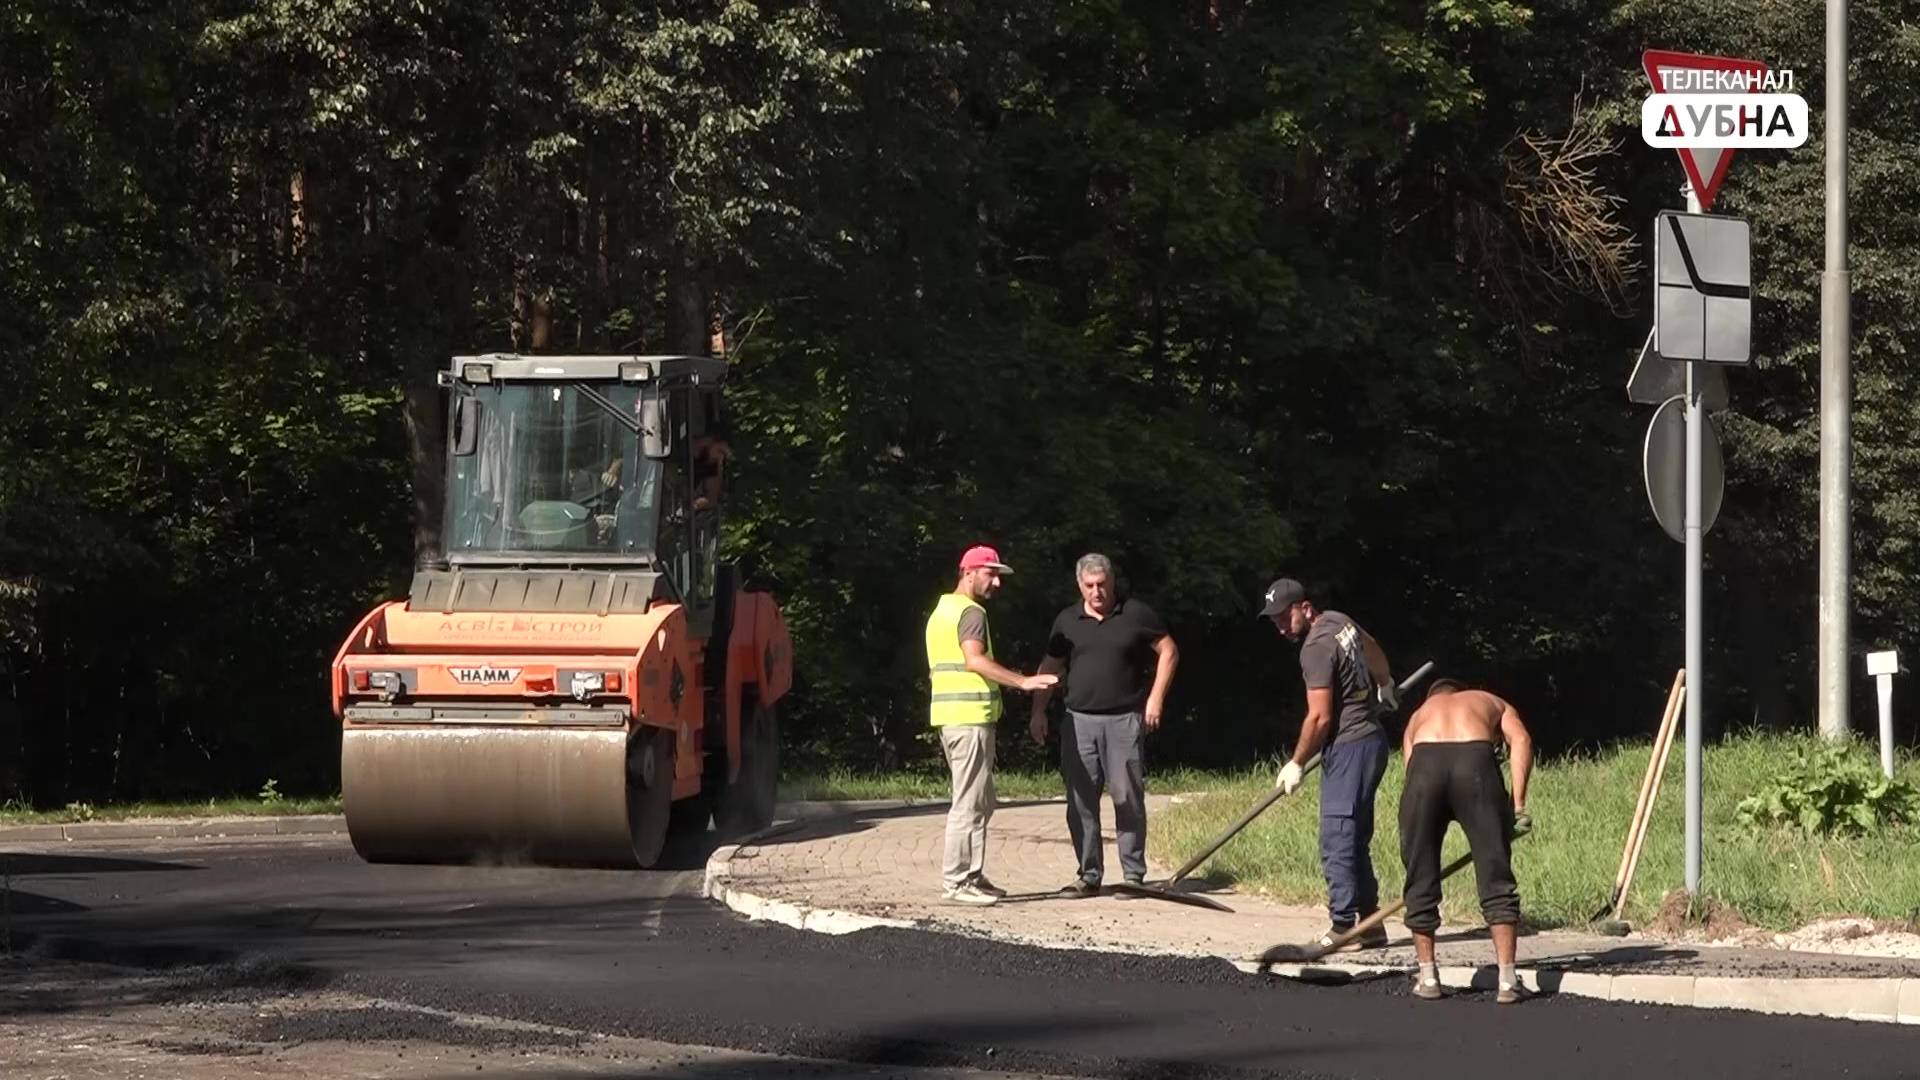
714, 795, 1920, 988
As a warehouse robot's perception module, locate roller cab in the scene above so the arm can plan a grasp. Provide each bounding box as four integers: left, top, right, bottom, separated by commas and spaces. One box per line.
331, 354, 792, 868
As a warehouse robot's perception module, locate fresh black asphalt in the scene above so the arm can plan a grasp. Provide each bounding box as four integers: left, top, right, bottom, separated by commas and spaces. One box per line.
3, 836, 1914, 1079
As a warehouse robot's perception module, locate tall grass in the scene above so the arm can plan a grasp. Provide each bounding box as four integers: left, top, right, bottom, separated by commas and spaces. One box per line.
1149, 732, 1920, 932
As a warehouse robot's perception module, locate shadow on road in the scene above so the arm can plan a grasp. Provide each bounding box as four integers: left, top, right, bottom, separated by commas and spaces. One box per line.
0, 946, 329, 1018
1, 852, 200, 876
1, 888, 87, 915
403, 1009, 1316, 1080
0, 852, 201, 923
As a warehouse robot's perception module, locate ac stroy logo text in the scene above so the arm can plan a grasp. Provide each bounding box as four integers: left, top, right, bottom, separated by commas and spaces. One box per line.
436, 615, 605, 637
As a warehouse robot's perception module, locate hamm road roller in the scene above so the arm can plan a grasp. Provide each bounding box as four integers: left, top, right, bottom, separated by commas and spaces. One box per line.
330, 353, 791, 867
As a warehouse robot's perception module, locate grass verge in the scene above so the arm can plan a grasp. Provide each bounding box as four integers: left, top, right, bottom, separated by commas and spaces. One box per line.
0, 796, 343, 826
1149, 731, 1920, 933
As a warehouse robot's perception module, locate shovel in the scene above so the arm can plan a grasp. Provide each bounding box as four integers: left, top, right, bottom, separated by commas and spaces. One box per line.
1110, 660, 1437, 912
1256, 812, 1532, 966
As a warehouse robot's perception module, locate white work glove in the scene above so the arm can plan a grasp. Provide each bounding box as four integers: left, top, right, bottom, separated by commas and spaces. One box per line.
1376, 680, 1401, 712
1275, 760, 1304, 795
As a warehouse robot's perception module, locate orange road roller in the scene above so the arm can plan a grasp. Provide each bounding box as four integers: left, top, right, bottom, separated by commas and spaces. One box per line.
330, 353, 791, 867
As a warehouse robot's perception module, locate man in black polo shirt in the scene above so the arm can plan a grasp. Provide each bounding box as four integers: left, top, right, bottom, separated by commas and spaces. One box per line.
1030, 553, 1179, 897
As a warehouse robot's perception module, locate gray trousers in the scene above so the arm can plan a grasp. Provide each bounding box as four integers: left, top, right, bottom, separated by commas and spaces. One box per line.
940, 723, 996, 887
1061, 710, 1147, 883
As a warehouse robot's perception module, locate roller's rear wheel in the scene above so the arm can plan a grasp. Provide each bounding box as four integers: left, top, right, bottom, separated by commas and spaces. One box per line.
716, 698, 778, 837
626, 725, 675, 867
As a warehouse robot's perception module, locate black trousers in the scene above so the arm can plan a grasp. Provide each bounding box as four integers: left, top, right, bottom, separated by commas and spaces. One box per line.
1397, 741, 1519, 934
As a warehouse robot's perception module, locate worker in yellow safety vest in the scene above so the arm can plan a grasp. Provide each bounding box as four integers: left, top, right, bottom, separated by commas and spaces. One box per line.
925, 544, 1057, 905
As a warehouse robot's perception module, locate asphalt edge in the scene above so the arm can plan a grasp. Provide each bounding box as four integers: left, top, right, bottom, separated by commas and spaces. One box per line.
705, 808, 1920, 1028
0, 815, 349, 843
0, 798, 931, 846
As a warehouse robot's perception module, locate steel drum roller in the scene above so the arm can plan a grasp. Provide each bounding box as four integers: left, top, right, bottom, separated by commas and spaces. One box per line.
342, 724, 673, 867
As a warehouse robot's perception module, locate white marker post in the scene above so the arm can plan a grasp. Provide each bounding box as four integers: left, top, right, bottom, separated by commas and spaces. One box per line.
1867, 650, 1898, 778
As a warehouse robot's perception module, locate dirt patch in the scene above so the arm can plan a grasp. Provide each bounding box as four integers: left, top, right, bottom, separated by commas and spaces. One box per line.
1647, 888, 1755, 939
1638, 893, 1920, 960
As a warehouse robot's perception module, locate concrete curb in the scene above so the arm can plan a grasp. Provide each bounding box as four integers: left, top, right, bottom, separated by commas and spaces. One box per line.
0, 814, 347, 843
1232, 958, 1920, 1022
706, 808, 1920, 1027
705, 841, 920, 936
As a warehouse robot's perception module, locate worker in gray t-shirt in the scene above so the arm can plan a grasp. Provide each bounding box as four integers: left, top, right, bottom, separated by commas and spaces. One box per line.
1261, 577, 1397, 951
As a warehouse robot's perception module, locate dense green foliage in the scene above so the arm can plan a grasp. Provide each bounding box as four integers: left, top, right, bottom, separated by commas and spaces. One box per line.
2, 1, 1915, 804
1735, 736, 1920, 836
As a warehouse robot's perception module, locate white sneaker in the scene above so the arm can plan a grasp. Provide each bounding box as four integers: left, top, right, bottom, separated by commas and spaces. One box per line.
941, 882, 999, 905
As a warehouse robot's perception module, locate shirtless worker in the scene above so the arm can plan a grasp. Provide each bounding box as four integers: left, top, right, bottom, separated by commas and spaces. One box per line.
1398, 678, 1534, 1004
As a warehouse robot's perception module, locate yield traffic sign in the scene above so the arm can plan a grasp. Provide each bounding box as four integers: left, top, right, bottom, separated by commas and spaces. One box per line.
1642, 50, 1770, 211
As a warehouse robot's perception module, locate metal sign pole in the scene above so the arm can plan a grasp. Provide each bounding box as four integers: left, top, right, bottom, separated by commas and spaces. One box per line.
1683, 183, 1704, 895
1818, 0, 1852, 742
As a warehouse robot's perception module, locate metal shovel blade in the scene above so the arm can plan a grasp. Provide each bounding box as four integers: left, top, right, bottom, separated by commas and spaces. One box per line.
1107, 880, 1234, 912
1256, 940, 1323, 965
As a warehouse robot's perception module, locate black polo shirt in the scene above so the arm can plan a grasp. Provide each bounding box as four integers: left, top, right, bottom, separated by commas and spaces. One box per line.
1045, 598, 1170, 714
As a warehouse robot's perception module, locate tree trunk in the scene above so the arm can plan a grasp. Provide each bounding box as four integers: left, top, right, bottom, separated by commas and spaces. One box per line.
531, 289, 554, 351
666, 250, 710, 356
405, 376, 447, 570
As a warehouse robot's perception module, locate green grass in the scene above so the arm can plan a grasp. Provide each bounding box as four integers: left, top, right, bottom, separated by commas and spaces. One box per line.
0, 795, 342, 826
1150, 731, 1920, 933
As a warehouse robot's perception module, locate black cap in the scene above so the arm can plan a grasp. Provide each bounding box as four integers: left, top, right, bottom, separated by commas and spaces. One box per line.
1258, 577, 1306, 618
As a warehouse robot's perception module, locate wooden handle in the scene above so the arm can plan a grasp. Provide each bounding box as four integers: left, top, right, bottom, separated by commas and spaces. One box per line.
1314, 817, 1533, 959
1168, 661, 1439, 885
1614, 683, 1683, 920
1167, 754, 1322, 882
1611, 670, 1685, 898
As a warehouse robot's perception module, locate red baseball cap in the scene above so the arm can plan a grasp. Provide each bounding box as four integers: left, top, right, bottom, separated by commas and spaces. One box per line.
959, 545, 1013, 573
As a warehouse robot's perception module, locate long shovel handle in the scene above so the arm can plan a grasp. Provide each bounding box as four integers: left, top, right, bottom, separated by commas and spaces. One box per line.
1614, 673, 1684, 892
1590, 670, 1683, 922
1614, 685, 1683, 920
1166, 754, 1322, 883
1167, 659, 1439, 885
1305, 814, 1533, 962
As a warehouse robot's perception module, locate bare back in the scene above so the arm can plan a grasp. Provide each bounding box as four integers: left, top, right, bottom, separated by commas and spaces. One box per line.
1403, 686, 1533, 812
1405, 689, 1507, 748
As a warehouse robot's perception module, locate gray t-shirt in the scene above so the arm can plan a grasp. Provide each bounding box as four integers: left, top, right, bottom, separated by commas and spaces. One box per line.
957, 606, 987, 649
1298, 610, 1382, 744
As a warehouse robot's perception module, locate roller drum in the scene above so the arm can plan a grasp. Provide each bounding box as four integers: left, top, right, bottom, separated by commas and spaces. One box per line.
342, 724, 671, 868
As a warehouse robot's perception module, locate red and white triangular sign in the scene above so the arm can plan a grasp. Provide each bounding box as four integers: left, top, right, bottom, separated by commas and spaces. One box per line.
1643, 50, 1769, 211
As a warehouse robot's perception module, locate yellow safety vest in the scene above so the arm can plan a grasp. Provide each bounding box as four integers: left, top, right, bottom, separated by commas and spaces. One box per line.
925, 592, 1001, 727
